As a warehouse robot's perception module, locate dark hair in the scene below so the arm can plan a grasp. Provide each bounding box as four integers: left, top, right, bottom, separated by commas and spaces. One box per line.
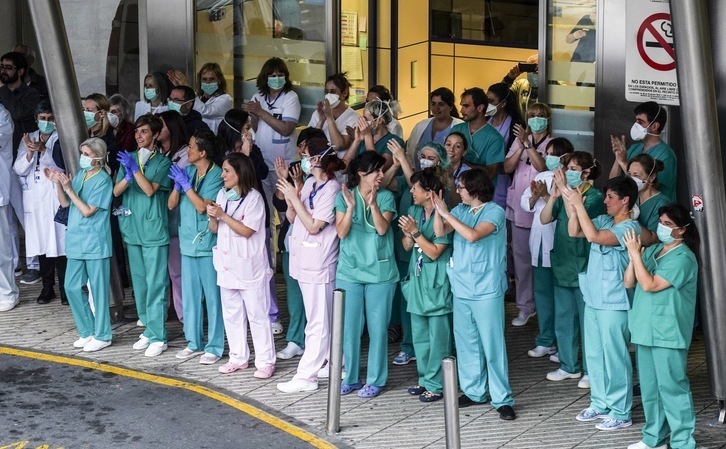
627, 153, 664, 187
458, 169, 494, 203
562, 151, 602, 181
368, 85, 392, 102
34, 99, 53, 117
224, 153, 257, 197
145, 72, 171, 105
658, 204, 700, 257
158, 110, 189, 157
218, 109, 250, 152
634, 101, 667, 133
546, 137, 575, 157
109, 94, 133, 123
0, 52, 28, 72
296, 127, 327, 147
460, 87, 487, 108
446, 131, 468, 153
602, 176, 638, 210
326, 73, 352, 101
410, 166, 448, 194
256, 57, 292, 95
430, 87, 460, 118
487, 83, 523, 124
135, 113, 163, 137
192, 128, 220, 162
172, 85, 196, 102
307, 138, 345, 180
346, 151, 386, 189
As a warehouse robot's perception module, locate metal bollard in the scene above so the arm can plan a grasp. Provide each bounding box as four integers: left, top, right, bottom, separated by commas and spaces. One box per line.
326, 288, 345, 434
442, 356, 461, 449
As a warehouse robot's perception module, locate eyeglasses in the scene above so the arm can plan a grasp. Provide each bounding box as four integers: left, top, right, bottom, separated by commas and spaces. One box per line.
168, 97, 187, 104
0, 65, 17, 71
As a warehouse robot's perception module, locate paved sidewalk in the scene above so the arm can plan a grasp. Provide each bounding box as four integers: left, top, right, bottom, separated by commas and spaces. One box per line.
1, 278, 724, 448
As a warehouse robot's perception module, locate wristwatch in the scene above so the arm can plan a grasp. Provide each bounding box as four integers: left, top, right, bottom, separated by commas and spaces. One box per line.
524, 143, 532, 149
411, 230, 422, 239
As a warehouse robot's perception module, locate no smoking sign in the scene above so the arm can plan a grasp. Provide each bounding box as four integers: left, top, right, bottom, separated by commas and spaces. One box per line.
636, 13, 676, 71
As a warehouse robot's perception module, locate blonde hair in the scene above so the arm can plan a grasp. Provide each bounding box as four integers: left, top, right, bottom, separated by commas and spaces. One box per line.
80, 137, 111, 174
85, 93, 111, 137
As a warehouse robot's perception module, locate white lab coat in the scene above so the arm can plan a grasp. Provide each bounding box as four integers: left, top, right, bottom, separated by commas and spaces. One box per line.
194, 93, 232, 133
13, 131, 66, 257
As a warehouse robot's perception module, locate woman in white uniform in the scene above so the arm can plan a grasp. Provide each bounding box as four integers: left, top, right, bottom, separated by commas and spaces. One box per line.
134, 72, 170, 120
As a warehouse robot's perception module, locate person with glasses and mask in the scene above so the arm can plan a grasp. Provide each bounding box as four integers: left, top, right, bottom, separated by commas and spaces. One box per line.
609, 101, 676, 201
168, 63, 232, 133
134, 72, 170, 121
0, 52, 41, 152
168, 85, 211, 139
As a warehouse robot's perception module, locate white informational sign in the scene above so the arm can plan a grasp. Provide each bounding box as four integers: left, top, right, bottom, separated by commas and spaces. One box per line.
625, 0, 680, 106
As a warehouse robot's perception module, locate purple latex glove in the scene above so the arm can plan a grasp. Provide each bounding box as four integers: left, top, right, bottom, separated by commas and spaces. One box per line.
173, 182, 182, 192
169, 165, 192, 192
125, 151, 140, 175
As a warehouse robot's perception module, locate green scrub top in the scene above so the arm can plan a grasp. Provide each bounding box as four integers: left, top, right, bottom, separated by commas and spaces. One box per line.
356, 133, 405, 157
450, 122, 505, 168
335, 187, 400, 284
627, 141, 677, 201
65, 169, 113, 260
629, 243, 698, 349
446, 202, 507, 300
637, 192, 669, 233
178, 163, 224, 257
393, 174, 414, 263
579, 215, 641, 311
550, 185, 604, 287
400, 205, 453, 316
116, 151, 173, 246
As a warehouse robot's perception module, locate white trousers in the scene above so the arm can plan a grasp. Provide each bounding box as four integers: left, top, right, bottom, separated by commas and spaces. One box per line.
0, 205, 19, 302
220, 286, 276, 369
294, 280, 334, 382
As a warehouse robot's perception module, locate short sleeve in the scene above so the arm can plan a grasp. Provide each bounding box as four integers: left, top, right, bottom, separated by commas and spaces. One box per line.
85, 175, 113, 210
282, 92, 301, 123
482, 204, 505, 230
308, 110, 321, 128
610, 220, 640, 248
334, 190, 348, 214
198, 167, 224, 201
239, 190, 266, 232
377, 189, 397, 218
551, 197, 563, 218
148, 155, 172, 190
583, 190, 604, 218
311, 182, 341, 224
655, 250, 697, 290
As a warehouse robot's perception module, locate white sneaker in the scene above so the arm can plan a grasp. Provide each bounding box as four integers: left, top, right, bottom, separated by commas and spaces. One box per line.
578, 375, 590, 389
277, 378, 319, 393
145, 342, 167, 357
511, 311, 536, 327
271, 321, 284, 335
199, 353, 221, 365
132, 334, 150, 350
527, 345, 557, 358
276, 342, 304, 360
549, 352, 560, 363
546, 368, 582, 381
136, 319, 145, 327
73, 335, 94, 348
0, 297, 20, 312
627, 441, 667, 449
176, 347, 204, 360
83, 338, 112, 352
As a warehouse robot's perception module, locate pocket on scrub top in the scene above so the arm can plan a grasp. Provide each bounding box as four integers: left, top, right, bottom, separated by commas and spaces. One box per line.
470, 261, 497, 296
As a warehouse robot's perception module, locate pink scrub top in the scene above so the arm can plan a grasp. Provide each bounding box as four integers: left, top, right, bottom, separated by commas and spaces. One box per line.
505, 136, 551, 228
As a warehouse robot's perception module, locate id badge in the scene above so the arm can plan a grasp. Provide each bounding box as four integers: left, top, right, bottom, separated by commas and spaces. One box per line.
34, 166, 41, 183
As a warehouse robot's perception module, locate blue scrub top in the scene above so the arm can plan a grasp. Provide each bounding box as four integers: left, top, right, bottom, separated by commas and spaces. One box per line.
626, 141, 677, 201
447, 202, 507, 300
66, 169, 113, 260
579, 215, 641, 311
356, 132, 405, 157
178, 163, 224, 257
450, 122, 505, 168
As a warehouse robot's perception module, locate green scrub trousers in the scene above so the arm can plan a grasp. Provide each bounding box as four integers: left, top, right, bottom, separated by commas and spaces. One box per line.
533, 249, 555, 348
391, 258, 414, 356
127, 244, 169, 343
411, 313, 452, 394
65, 258, 111, 341
283, 251, 306, 349
553, 284, 587, 375
181, 255, 224, 356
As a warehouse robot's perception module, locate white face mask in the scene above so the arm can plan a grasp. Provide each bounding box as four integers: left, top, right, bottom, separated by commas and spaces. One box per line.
325, 93, 341, 108
419, 158, 436, 169
631, 176, 646, 192
108, 113, 120, 128
630, 123, 648, 141
138, 147, 153, 166
485, 102, 498, 117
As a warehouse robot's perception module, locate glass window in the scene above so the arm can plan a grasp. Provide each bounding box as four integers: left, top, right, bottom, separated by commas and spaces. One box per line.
194, 0, 327, 125
430, 0, 538, 47
341, 0, 370, 107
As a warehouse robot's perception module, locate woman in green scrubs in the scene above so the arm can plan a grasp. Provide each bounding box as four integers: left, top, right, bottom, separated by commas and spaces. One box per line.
399, 167, 453, 402
627, 154, 668, 234
113, 114, 172, 357
623, 204, 699, 449
168, 129, 224, 364
335, 152, 399, 398
50, 138, 113, 352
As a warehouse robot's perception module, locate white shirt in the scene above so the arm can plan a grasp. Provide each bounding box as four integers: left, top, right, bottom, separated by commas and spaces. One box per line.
134, 101, 168, 121
252, 90, 301, 168
520, 171, 556, 267
308, 107, 359, 150
194, 93, 232, 133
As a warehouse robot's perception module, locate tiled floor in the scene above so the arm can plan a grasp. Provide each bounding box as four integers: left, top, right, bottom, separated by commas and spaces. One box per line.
2, 277, 724, 448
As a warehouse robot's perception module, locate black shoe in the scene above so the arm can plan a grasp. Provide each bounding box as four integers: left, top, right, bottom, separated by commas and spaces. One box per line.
497, 405, 516, 420
37, 288, 56, 304
458, 395, 485, 408
60, 294, 68, 305
633, 383, 641, 397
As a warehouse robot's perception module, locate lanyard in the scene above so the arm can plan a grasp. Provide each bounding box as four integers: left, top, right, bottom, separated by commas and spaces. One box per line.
308, 179, 330, 210
356, 188, 377, 230
264, 91, 283, 110
453, 163, 465, 183
194, 163, 214, 193
224, 196, 246, 219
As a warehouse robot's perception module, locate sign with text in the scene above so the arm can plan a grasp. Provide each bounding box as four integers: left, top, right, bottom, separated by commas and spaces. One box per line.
625, 0, 680, 105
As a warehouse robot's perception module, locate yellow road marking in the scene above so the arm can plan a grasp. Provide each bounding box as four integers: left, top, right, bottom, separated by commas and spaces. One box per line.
0, 346, 337, 449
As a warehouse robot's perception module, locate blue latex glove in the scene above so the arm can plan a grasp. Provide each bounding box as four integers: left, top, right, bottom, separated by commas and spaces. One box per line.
173, 182, 182, 192
169, 165, 192, 192
125, 151, 140, 175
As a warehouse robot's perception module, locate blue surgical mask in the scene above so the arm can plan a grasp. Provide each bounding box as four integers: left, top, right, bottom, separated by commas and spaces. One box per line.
84, 111, 97, 129
300, 156, 313, 175
79, 154, 97, 171
527, 72, 538, 89
267, 75, 286, 90
167, 101, 182, 114
565, 169, 583, 188
225, 187, 241, 201
201, 82, 219, 96
38, 120, 56, 135
545, 155, 562, 171
144, 88, 158, 101
528, 117, 548, 133
656, 222, 679, 244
